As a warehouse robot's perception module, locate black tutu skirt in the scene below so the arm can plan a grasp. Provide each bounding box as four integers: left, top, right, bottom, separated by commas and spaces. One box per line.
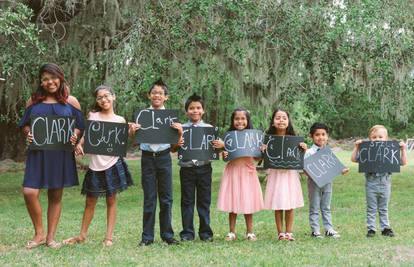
81, 158, 133, 197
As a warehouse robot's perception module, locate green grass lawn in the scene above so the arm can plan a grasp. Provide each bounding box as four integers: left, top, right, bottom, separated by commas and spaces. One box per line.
1, 151, 414, 266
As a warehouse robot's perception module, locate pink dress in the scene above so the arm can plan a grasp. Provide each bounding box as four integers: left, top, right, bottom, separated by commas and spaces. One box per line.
217, 157, 264, 214
264, 169, 304, 210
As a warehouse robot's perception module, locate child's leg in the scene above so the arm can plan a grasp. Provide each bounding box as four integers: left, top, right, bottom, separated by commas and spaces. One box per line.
141, 156, 158, 242
378, 175, 391, 230
155, 154, 174, 241
320, 183, 333, 231
274, 210, 283, 233
365, 177, 379, 231
22, 187, 45, 242
229, 213, 237, 233
179, 167, 196, 240
308, 179, 321, 233
285, 209, 294, 233
105, 194, 117, 242
244, 214, 253, 233
79, 196, 98, 239
46, 188, 63, 244
195, 164, 213, 240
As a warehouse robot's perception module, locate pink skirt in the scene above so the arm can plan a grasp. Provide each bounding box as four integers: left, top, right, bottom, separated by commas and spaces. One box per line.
264, 169, 304, 210
217, 157, 264, 214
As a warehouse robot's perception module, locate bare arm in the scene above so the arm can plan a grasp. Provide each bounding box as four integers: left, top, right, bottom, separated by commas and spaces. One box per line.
350, 140, 362, 162
400, 141, 408, 166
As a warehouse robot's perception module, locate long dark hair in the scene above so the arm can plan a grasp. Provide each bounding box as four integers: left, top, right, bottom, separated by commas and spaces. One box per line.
228, 107, 253, 131
92, 85, 115, 112
266, 108, 296, 136
31, 63, 69, 105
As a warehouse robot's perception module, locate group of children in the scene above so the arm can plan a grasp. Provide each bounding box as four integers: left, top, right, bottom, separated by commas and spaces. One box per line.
20, 63, 408, 249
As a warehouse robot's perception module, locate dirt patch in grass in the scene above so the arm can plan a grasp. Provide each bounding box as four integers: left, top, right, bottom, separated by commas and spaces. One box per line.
392, 246, 414, 264
0, 159, 25, 174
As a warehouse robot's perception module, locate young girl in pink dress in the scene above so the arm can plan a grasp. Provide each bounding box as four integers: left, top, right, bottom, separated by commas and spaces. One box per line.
262, 108, 306, 241
63, 85, 136, 247
217, 108, 264, 241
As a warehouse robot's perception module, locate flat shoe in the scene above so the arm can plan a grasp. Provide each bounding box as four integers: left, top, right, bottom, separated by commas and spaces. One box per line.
46, 240, 62, 249
103, 239, 113, 247
25, 239, 46, 249
63, 236, 85, 245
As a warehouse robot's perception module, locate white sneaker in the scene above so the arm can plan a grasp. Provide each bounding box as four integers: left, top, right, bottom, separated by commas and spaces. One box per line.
325, 229, 340, 238
225, 232, 236, 241
246, 233, 257, 241
311, 231, 324, 238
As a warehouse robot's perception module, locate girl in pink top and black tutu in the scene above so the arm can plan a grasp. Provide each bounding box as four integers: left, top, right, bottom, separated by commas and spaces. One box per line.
217, 108, 264, 241
262, 108, 307, 241
63, 85, 136, 247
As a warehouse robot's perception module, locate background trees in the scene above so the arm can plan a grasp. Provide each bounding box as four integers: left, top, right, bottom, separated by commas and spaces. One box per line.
1, 0, 413, 160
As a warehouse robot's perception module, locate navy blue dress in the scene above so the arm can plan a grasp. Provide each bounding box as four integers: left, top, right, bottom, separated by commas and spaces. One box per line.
18, 102, 85, 189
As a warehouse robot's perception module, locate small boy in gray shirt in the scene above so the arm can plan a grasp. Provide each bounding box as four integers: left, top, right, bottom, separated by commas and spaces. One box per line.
351, 125, 408, 237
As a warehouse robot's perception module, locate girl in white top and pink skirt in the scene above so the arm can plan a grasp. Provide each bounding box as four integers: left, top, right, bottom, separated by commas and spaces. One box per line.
216, 108, 264, 241
262, 108, 306, 241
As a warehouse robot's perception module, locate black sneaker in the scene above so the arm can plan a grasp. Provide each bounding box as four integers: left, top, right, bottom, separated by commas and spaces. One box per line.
366, 230, 376, 237
180, 236, 194, 242
164, 238, 179, 245
311, 232, 323, 238
138, 239, 153, 246
381, 228, 395, 237
201, 236, 214, 242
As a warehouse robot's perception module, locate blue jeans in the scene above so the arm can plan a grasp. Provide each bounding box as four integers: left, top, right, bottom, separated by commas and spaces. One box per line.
141, 152, 174, 241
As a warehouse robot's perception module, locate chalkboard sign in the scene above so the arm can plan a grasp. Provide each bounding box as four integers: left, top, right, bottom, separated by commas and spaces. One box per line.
178, 126, 219, 161
223, 129, 264, 161
134, 109, 179, 144
30, 115, 76, 151
263, 135, 304, 169
83, 120, 128, 157
358, 141, 401, 173
304, 147, 346, 187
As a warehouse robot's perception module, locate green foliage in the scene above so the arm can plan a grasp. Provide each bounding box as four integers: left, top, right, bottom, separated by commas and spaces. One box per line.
103, 0, 414, 137
3, 1, 414, 138
0, 3, 47, 122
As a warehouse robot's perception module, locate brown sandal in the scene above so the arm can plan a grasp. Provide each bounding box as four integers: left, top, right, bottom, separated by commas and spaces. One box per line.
63, 236, 86, 245
25, 239, 46, 249
46, 240, 62, 249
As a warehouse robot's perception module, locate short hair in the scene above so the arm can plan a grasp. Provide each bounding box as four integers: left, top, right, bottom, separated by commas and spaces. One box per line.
309, 122, 330, 136
185, 93, 204, 111
368, 125, 388, 137
148, 79, 169, 95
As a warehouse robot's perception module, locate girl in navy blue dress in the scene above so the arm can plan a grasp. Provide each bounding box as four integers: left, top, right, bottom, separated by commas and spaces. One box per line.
19, 63, 84, 249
